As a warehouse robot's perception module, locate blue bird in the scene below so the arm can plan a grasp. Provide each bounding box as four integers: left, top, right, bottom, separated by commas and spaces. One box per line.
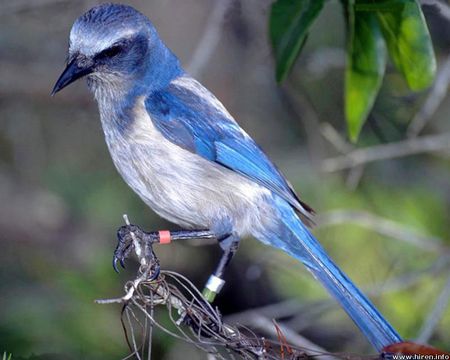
52, 3, 402, 351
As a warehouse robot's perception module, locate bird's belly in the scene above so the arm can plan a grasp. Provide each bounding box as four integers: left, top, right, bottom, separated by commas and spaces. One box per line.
112, 139, 271, 234
102, 108, 272, 236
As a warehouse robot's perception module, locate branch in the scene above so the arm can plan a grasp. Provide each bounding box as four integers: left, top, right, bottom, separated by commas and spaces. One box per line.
416, 274, 450, 343
250, 316, 338, 360
281, 81, 327, 168
186, 0, 230, 77
321, 133, 450, 172
224, 299, 304, 324
320, 123, 365, 189
368, 253, 450, 295
316, 210, 448, 253
96, 216, 347, 359
407, 54, 450, 137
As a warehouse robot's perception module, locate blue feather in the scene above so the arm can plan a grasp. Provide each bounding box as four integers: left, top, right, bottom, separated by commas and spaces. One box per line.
256, 195, 402, 351
145, 78, 312, 218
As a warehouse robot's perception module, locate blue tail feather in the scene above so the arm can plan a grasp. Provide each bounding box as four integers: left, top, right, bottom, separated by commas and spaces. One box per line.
264, 196, 402, 351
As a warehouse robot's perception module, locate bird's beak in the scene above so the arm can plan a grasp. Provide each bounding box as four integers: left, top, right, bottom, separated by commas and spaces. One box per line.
51, 57, 94, 96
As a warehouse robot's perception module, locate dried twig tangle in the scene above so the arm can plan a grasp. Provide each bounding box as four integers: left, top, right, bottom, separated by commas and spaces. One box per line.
95, 216, 357, 360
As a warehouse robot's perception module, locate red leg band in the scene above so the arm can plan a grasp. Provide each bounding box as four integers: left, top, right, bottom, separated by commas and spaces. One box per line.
158, 230, 171, 244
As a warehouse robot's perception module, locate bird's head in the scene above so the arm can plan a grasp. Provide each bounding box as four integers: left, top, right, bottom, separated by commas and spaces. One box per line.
52, 3, 179, 96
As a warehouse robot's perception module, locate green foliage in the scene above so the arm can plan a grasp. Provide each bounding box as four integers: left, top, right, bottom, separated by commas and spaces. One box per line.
346, 11, 386, 142
2, 353, 12, 360
269, 0, 324, 82
269, 0, 436, 142
371, 0, 436, 90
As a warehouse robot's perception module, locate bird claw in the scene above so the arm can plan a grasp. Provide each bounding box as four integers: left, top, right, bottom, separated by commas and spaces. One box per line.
113, 224, 142, 273
112, 246, 132, 273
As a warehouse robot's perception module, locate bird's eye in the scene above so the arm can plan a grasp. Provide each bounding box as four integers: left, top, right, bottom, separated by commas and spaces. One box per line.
97, 45, 123, 59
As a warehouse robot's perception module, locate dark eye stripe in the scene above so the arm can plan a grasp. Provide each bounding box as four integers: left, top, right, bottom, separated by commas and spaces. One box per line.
97, 45, 123, 59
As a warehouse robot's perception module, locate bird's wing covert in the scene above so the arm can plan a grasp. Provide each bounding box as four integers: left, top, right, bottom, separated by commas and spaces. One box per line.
144, 76, 313, 222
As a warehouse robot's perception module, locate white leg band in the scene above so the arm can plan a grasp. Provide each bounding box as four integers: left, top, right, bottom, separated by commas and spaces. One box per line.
205, 275, 225, 293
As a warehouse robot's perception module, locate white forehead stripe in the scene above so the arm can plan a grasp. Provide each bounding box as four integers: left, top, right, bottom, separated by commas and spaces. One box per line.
69, 24, 136, 57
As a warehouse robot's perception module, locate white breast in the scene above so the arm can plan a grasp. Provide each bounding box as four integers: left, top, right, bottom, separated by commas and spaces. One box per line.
99, 96, 273, 237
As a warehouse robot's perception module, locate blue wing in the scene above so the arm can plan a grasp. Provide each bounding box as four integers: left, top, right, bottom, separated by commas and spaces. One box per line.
144, 77, 313, 222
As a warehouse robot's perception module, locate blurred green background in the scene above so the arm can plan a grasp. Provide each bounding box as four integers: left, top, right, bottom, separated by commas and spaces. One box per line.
1, 0, 449, 358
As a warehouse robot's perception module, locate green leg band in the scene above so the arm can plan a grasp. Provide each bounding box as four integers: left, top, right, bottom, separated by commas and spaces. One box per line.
202, 275, 225, 303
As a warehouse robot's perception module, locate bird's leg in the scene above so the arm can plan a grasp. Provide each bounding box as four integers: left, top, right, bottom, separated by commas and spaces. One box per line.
113, 224, 218, 272
202, 236, 240, 302
114, 223, 238, 301
114, 224, 154, 272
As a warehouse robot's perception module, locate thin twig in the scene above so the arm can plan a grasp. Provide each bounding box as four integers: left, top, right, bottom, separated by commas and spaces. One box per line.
225, 299, 303, 325
250, 315, 339, 360
186, 0, 230, 76
322, 132, 450, 172
316, 210, 448, 253
369, 254, 450, 295
320, 123, 353, 154
416, 274, 450, 343
282, 82, 326, 169
320, 123, 365, 189
407, 54, 450, 137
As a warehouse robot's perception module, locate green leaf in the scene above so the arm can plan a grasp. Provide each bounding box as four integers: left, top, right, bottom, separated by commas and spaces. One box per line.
269, 0, 325, 82
346, 10, 387, 142
355, 0, 406, 12
359, 0, 436, 91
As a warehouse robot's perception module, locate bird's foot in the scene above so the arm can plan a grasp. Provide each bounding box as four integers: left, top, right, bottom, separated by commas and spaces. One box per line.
113, 224, 144, 272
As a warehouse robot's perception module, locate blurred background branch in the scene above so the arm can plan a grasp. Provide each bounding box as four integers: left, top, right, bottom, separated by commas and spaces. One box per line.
321, 133, 450, 172
316, 210, 448, 252
186, 0, 231, 77
416, 274, 450, 343
407, 53, 450, 137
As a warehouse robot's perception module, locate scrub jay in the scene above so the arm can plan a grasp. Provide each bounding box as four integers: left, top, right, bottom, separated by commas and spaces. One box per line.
52, 3, 402, 351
